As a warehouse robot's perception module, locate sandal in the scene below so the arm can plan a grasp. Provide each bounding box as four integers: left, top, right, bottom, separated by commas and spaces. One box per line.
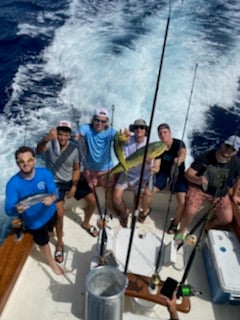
138, 208, 152, 224
55, 247, 64, 264
174, 233, 185, 246
167, 218, 178, 235
81, 224, 99, 237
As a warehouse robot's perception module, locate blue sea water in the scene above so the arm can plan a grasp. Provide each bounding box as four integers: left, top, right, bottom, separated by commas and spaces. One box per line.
1, 0, 240, 243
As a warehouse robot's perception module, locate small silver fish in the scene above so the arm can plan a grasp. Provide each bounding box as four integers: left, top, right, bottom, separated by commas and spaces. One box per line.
52, 139, 61, 156
18, 193, 51, 207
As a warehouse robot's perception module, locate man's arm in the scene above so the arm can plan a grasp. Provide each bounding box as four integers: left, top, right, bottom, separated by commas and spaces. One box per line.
36, 128, 57, 154
165, 292, 179, 320
231, 176, 240, 204
176, 147, 186, 166
66, 162, 81, 198
185, 167, 207, 186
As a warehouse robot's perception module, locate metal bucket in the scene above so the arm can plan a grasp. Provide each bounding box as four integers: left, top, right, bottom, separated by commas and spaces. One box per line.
85, 266, 127, 320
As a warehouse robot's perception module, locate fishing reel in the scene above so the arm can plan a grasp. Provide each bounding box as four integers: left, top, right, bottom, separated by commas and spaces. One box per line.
177, 284, 202, 297
11, 218, 25, 241
184, 234, 198, 246
11, 218, 24, 229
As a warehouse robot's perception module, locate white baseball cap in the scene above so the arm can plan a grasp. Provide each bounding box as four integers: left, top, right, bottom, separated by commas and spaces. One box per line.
224, 135, 240, 151
94, 107, 109, 118
57, 120, 72, 130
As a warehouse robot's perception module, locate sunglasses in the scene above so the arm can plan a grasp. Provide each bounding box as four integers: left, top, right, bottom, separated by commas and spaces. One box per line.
17, 157, 34, 165
134, 125, 146, 130
94, 118, 107, 124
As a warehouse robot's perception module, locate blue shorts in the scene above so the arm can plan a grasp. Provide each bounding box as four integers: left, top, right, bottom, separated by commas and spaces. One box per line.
155, 171, 188, 193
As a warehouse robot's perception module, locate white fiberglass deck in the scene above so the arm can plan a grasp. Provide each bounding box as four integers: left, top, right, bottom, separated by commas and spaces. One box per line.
1, 190, 240, 320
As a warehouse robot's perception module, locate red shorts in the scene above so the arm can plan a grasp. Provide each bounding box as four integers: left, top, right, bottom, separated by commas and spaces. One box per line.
186, 184, 232, 217
83, 169, 115, 188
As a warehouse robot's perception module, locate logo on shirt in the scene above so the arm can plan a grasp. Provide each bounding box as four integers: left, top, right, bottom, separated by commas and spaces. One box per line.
37, 181, 46, 190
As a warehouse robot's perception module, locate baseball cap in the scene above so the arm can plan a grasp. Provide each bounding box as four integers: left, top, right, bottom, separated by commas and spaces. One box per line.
57, 120, 72, 131
94, 108, 109, 118
224, 135, 240, 151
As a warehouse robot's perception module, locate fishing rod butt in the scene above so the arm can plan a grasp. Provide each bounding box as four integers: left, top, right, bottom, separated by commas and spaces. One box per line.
97, 251, 119, 268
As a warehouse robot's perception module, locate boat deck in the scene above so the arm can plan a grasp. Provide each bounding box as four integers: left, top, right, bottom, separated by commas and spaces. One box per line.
1, 189, 240, 320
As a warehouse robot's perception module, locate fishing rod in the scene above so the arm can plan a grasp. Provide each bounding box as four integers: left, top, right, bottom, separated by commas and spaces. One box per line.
177, 124, 240, 294
168, 63, 198, 188
177, 194, 220, 293
98, 104, 115, 260
70, 104, 105, 238
13, 116, 31, 240
150, 63, 199, 290
124, 1, 172, 274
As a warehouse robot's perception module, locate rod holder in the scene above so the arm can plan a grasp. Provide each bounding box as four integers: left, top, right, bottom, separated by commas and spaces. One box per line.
148, 272, 161, 295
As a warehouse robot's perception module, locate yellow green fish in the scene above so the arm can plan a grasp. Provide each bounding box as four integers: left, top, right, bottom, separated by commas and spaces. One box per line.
113, 130, 129, 171
111, 141, 167, 174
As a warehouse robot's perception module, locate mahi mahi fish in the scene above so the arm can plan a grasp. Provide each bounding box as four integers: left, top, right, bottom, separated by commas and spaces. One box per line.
113, 130, 129, 171
111, 141, 167, 175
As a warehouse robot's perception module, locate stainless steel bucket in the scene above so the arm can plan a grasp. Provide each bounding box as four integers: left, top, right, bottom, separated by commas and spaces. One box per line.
85, 266, 127, 320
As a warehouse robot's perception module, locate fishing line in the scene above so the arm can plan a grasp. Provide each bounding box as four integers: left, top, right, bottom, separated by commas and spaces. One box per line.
23, 117, 31, 145
124, 1, 172, 274
99, 104, 115, 259
154, 63, 199, 274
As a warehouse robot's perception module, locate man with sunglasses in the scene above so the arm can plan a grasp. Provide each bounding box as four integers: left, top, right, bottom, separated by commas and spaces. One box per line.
75, 108, 121, 220
76, 108, 116, 188
5, 146, 63, 275
112, 119, 160, 227
175, 135, 240, 244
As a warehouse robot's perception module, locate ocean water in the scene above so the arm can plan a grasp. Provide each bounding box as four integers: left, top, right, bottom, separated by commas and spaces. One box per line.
1, 0, 240, 243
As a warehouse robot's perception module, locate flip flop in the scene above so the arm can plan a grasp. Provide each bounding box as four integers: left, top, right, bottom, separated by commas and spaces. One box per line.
174, 232, 185, 246
55, 248, 64, 264
138, 208, 152, 223
167, 218, 178, 234
81, 224, 99, 237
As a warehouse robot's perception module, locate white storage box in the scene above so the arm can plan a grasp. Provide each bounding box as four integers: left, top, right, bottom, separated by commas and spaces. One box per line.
202, 229, 240, 304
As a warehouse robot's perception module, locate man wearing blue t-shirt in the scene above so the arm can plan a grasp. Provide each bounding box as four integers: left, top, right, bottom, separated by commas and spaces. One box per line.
77, 108, 116, 187
5, 146, 63, 275
76, 108, 119, 217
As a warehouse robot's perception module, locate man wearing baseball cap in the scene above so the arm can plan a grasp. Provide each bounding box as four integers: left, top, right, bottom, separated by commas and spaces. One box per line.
175, 135, 240, 244
75, 108, 118, 212
37, 120, 98, 263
